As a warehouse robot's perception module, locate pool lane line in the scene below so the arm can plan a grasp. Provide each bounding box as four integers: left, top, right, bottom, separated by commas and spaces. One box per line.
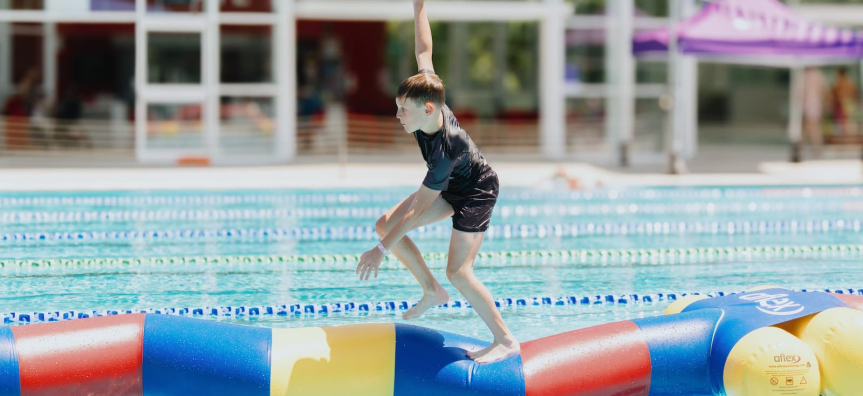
3, 244, 863, 269
4, 287, 861, 325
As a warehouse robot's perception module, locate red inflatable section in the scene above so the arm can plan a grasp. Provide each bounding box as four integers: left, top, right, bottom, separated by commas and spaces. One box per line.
829, 293, 863, 311
521, 320, 651, 396
10, 314, 146, 396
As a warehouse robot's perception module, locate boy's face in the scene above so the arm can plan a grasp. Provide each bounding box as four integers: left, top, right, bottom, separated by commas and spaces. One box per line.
396, 96, 432, 133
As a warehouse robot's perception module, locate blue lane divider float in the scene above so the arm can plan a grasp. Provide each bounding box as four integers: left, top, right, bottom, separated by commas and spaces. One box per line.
1, 200, 859, 225
0, 186, 860, 208
2, 219, 861, 243
4, 288, 861, 325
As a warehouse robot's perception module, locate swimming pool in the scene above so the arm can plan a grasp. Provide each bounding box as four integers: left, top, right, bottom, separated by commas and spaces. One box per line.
1, 186, 862, 342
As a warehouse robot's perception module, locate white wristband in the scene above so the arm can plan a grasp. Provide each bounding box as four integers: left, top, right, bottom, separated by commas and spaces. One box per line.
376, 242, 389, 256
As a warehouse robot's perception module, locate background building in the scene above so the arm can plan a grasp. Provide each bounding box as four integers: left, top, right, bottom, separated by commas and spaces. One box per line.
1, 0, 861, 167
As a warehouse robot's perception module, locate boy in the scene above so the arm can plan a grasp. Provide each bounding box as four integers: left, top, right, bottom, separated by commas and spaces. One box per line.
355, 0, 519, 364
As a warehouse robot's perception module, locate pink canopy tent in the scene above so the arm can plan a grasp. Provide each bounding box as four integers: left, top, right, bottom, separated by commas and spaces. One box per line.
633, 0, 863, 65
631, 0, 863, 165
567, 7, 653, 47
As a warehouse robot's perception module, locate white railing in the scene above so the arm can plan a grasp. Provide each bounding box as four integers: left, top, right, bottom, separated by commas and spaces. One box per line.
0, 109, 669, 165
0, 116, 135, 161
294, 113, 543, 160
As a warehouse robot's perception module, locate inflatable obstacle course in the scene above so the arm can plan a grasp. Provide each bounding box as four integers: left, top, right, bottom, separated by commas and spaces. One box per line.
0, 288, 861, 395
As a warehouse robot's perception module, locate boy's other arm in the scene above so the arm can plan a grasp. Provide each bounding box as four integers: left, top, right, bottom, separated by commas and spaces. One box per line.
379, 184, 439, 251
356, 185, 439, 280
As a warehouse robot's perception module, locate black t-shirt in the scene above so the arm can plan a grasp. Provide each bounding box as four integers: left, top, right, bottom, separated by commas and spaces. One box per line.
414, 105, 492, 194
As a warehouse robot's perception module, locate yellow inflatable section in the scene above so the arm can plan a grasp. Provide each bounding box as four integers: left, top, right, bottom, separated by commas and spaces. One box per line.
669, 287, 863, 396
270, 323, 396, 396
663, 295, 709, 315
791, 308, 863, 396
723, 327, 820, 396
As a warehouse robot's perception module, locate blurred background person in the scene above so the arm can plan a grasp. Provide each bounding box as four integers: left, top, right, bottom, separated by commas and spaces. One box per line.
54, 84, 87, 148
29, 87, 51, 149
802, 67, 827, 157
831, 67, 860, 137
2, 67, 39, 150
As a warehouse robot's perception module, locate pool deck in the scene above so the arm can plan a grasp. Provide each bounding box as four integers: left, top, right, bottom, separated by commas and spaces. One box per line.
0, 159, 860, 192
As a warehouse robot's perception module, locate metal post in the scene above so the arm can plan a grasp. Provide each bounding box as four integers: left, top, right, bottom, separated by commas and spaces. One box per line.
204, 0, 219, 160
494, 22, 507, 107
539, 0, 566, 160
42, 22, 56, 102
676, 0, 698, 161
666, 0, 678, 174
275, 0, 296, 163
667, 0, 696, 174
606, 0, 634, 167
0, 19, 10, 100
787, 0, 804, 163
788, 67, 804, 163
134, 0, 147, 162
449, 23, 466, 104
0, 16, 7, 151
326, 103, 347, 177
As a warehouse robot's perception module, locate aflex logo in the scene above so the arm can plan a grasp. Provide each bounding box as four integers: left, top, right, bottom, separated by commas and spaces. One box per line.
774, 353, 801, 363
739, 292, 805, 316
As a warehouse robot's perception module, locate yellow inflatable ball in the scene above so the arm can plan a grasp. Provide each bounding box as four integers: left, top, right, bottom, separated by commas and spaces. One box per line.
663, 294, 709, 315
724, 327, 820, 396
795, 307, 863, 396
773, 315, 815, 336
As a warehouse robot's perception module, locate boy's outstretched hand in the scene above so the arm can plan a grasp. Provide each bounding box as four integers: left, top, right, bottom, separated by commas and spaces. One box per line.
356, 247, 384, 280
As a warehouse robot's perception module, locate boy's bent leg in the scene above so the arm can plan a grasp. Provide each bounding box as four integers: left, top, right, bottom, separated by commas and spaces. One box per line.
446, 229, 520, 363
376, 192, 454, 319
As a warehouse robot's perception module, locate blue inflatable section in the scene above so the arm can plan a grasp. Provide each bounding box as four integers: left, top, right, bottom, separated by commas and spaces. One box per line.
142, 314, 272, 396
393, 324, 524, 396
634, 309, 722, 396
0, 327, 20, 396
684, 288, 848, 394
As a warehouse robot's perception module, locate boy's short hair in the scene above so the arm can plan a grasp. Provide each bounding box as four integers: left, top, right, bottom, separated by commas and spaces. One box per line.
398, 72, 445, 107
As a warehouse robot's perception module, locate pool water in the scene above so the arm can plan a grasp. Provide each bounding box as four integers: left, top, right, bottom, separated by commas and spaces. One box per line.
1, 186, 862, 341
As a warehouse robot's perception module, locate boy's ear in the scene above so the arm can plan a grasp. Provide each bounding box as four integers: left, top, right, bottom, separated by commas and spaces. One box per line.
425, 102, 435, 116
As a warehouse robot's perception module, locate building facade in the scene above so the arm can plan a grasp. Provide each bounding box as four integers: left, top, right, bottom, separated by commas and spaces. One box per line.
0, 0, 861, 166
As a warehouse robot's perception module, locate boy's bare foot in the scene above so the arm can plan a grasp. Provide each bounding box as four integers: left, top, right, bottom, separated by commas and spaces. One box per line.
468, 336, 520, 364
403, 287, 449, 319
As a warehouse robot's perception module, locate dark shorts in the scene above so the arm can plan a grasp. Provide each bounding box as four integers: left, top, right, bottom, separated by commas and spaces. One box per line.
441, 170, 499, 233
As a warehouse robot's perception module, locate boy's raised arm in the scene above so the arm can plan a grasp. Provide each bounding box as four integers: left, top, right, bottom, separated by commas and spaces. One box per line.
413, 0, 434, 72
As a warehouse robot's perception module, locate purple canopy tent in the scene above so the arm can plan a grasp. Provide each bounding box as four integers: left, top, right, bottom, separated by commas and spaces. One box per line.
633, 0, 863, 65
631, 0, 863, 165
567, 7, 653, 47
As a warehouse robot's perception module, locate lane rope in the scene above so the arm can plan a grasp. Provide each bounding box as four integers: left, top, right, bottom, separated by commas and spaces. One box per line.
1, 186, 860, 208
2, 201, 861, 225
2, 219, 861, 243
3, 244, 863, 269
4, 287, 860, 325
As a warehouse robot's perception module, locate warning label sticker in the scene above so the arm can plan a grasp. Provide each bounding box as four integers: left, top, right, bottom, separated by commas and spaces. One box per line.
764, 361, 815, 395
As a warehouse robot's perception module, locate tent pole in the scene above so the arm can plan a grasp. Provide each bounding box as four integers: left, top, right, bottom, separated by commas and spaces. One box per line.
666, 0, 695, 174
786, 0, 804, 163
666, 0, 679, 174
788, 67, 805, 163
